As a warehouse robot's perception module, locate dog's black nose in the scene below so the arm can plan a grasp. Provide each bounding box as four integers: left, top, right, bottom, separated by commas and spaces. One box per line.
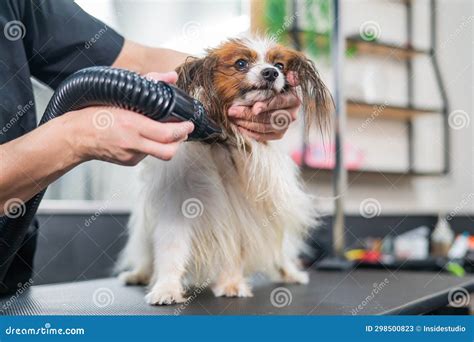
261, 68, 279, 83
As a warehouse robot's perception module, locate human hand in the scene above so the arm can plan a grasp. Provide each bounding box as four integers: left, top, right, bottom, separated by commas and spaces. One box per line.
64, 71, 194, 166
227, 72, 301, 141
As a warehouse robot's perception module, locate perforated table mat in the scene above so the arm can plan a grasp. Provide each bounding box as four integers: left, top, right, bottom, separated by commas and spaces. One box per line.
1, 270, 472, 315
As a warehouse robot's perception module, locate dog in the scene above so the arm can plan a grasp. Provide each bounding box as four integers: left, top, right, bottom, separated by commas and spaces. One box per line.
117, 37, 331, 305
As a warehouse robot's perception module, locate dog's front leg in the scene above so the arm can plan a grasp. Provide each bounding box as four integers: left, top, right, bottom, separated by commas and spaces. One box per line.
212, 261, 253, 298
145, 222, 191, 305
278, 233, 309, 285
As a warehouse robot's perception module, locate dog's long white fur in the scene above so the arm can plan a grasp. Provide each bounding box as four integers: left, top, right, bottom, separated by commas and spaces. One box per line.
116, 38, 319, 305
117, 140, 317, 304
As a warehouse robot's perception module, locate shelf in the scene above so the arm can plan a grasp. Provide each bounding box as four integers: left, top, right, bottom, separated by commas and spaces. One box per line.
347, 101, 440, 120
346, 37, 428, 60
279, 33, 427, 61
252, 0, 449, 177
301, 165, 444, 177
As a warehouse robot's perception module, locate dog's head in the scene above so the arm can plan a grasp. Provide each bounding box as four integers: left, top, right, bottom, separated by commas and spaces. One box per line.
176, 37, 332, 142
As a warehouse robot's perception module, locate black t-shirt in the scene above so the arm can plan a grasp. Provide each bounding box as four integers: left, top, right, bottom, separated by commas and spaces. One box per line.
0, 0, 124, 293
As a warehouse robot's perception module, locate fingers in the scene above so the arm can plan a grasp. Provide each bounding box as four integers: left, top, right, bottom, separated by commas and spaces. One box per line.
232, 107, 293, 141
228, 93, 300, 123
228, 105, 253, 120
224, 79, 303, 143
134, 119, 193, 161
253, 92, 301, 114
228, 99, 296, 142
229, 108, 292, 126
137, 139, 182, 161
138, 119, 194, 143
84, 105, 193, 164
237, 127, 285, 142
144, 71, 178, 84
231, 111, 272, 124
234, 119, 278, 134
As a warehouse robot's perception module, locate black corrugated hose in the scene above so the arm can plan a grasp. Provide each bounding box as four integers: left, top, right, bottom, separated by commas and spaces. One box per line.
0, 66, 221, 289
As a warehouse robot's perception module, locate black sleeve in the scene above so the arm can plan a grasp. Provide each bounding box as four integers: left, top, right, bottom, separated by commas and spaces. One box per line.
15, 0, 125, 88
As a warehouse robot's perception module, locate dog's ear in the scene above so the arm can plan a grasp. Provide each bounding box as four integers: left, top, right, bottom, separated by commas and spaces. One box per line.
176, 56, 214, 94
287, 53, 333, 134
175, 56, 223, 122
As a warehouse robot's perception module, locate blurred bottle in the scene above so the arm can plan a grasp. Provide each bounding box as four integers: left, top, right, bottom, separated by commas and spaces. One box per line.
431, 215, 454, 257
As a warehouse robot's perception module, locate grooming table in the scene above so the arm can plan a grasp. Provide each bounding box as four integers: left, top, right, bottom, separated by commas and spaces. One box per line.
1, 270, 473, 315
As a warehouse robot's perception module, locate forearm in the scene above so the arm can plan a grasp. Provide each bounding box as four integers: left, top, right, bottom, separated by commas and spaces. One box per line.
112, 40, 189, 74
0, 116, 80, 213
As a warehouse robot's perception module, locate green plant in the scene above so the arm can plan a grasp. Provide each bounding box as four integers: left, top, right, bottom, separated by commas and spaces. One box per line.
264, 0, 332, 59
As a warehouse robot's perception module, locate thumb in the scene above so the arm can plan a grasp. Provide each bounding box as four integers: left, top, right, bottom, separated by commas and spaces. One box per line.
228, 105, 253, 119
145, 71, 178, 84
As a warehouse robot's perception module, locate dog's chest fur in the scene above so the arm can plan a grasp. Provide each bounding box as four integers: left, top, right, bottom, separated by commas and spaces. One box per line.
139, 140, 316, 282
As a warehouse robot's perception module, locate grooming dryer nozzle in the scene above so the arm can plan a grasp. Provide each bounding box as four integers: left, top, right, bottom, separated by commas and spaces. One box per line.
45, 67, 222, 142
168, 85, 223, 141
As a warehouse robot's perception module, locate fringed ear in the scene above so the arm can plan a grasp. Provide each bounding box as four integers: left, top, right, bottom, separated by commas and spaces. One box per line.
175, 56, 224, 124
287, 53, 333, 135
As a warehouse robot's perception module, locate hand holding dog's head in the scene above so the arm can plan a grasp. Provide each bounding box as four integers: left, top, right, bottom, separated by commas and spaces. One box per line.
176, 37, 332, 141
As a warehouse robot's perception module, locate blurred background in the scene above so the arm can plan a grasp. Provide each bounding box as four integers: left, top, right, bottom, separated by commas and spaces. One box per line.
33, 0, 473, 288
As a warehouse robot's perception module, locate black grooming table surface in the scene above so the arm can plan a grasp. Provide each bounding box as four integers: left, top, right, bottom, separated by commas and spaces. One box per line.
1, 270, 473, 315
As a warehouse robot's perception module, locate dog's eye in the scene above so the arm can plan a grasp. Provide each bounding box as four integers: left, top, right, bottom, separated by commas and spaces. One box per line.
274, 63, 284, 71
235, 59, 249, 71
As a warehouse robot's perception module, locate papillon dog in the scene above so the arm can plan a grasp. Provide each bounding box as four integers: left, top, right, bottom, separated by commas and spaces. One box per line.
117, 37, 331, 305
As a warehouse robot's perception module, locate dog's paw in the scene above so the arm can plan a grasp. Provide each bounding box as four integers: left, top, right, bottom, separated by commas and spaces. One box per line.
212, 280, 253, 298
145, 286, 187, 305
281, 269, 309, 285
118, 270, 151, 286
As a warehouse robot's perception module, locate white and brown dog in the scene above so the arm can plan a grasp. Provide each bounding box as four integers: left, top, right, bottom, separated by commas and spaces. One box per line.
117, 37, 331, 305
